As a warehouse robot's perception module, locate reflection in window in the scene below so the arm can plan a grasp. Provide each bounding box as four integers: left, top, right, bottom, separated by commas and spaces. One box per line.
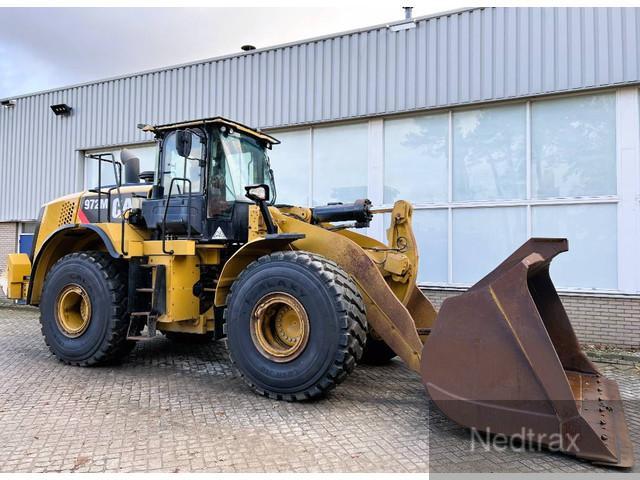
413, 210, 449, 283
453, 104, 526, 201
162, 132, 203, 195
532, 204, 617, 289
312, 123, 368, 206
268, 129, 311, 206
532, 93, 616, 198
452, 207, 527, 284
384, 114, 448, 204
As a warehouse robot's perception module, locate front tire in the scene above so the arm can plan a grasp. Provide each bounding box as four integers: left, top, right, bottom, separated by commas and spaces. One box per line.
225, 251, 366, 401
39, 251, 133, 366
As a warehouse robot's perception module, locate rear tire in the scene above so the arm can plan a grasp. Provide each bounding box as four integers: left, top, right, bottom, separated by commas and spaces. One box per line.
225, 251, 366, 401
361, 333, 397, 365
39, 251, 134, 366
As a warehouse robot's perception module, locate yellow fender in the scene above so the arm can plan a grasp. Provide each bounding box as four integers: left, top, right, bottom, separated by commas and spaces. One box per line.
214, 234, 302, 308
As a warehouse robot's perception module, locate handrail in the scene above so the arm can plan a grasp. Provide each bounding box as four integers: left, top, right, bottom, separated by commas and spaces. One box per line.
161, 177, 192, 255
85, 153, 129, 256
121, 208, 131, 256
106, 184, 130, 256
106, 185, 119, 220
85, 153, 122, 223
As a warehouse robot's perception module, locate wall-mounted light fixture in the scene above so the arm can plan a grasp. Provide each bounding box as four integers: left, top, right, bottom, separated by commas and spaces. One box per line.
1, 99, 16, 109
50, 103, 72, 116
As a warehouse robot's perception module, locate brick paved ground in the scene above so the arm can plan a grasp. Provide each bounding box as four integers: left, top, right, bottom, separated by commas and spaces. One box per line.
0, 306, 638, 473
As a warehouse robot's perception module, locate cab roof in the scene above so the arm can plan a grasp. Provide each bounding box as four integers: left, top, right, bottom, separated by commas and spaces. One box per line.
150, 116, 280, 145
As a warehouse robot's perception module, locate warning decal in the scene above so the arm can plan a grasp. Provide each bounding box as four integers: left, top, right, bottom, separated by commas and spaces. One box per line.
212, 227, 227, 240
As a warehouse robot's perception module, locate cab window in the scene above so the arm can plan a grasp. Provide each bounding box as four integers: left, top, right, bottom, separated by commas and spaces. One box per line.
162, 131, 204, 194
208, 129, 273, 217
218, 130, 272, 201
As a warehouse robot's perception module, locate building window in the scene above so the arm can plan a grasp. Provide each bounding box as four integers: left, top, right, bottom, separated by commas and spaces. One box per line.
380, 92, 618, 291
267, 129, 311, 206
266, 91, 621, 292
531, 204, 617, 289
312, 123, 368, 206
532, 93, 616, 198
411, 209, 449, 283
453, 104, 526, 201
452, 207, 527, 284
384, 113, 449, 204
84, 144, 156, 189
20, 222, 37, 234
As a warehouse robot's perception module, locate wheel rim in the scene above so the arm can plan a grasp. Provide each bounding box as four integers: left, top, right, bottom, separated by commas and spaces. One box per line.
251, 292, 310, 362
56, 284, 92, 338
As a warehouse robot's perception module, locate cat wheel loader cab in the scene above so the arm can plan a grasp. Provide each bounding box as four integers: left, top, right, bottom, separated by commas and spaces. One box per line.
4, 116, 633, 467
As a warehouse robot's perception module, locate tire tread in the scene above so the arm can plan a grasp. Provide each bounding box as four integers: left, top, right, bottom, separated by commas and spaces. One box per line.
226, 250, 367, 401
39, 251, 133, 366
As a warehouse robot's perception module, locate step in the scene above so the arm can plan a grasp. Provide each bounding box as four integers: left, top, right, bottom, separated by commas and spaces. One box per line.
130, 311, 151, 317
126, 335, 157, 341
136, 288, 154, 293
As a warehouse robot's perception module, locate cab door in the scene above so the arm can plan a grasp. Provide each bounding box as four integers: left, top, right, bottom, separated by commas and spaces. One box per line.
142, 129, 207, 237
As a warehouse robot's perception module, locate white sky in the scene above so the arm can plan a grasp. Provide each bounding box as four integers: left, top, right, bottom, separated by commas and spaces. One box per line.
0, 3, 467, 99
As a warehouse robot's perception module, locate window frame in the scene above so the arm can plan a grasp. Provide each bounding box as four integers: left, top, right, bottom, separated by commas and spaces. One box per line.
267, 87, 638, 295
310, 121, 370, 206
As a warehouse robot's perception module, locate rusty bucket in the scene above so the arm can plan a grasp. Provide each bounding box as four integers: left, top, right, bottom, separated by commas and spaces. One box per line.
421, 238, 634, 467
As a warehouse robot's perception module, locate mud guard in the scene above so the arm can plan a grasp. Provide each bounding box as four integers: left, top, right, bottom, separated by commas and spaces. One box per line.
421, 238, 634, 467
214, 234, 304, 307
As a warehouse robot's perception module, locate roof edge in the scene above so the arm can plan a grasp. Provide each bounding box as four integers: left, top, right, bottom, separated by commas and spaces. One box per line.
0, 6, 481, 103
153, 116, 280, 144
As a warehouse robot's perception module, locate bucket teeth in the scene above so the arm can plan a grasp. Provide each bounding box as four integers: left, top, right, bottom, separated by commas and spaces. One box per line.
421, 238, 634, 467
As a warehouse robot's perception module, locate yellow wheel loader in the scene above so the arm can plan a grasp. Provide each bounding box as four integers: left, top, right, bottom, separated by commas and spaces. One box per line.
5, 117, 633, 467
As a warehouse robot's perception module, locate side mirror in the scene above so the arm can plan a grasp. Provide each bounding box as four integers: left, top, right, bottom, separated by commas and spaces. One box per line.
244, 184, 276, 234
244, 184, 270, 203
175, 130, 192, 158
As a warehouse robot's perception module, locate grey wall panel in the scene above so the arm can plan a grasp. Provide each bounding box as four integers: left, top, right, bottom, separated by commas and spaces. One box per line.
1, 7, 640, 221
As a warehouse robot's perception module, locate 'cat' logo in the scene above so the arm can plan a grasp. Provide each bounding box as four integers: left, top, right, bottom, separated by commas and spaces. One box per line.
111, 197, 132, 219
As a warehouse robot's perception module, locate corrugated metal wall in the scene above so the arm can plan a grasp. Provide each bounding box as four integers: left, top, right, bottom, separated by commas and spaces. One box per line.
1, 7, 639, 221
